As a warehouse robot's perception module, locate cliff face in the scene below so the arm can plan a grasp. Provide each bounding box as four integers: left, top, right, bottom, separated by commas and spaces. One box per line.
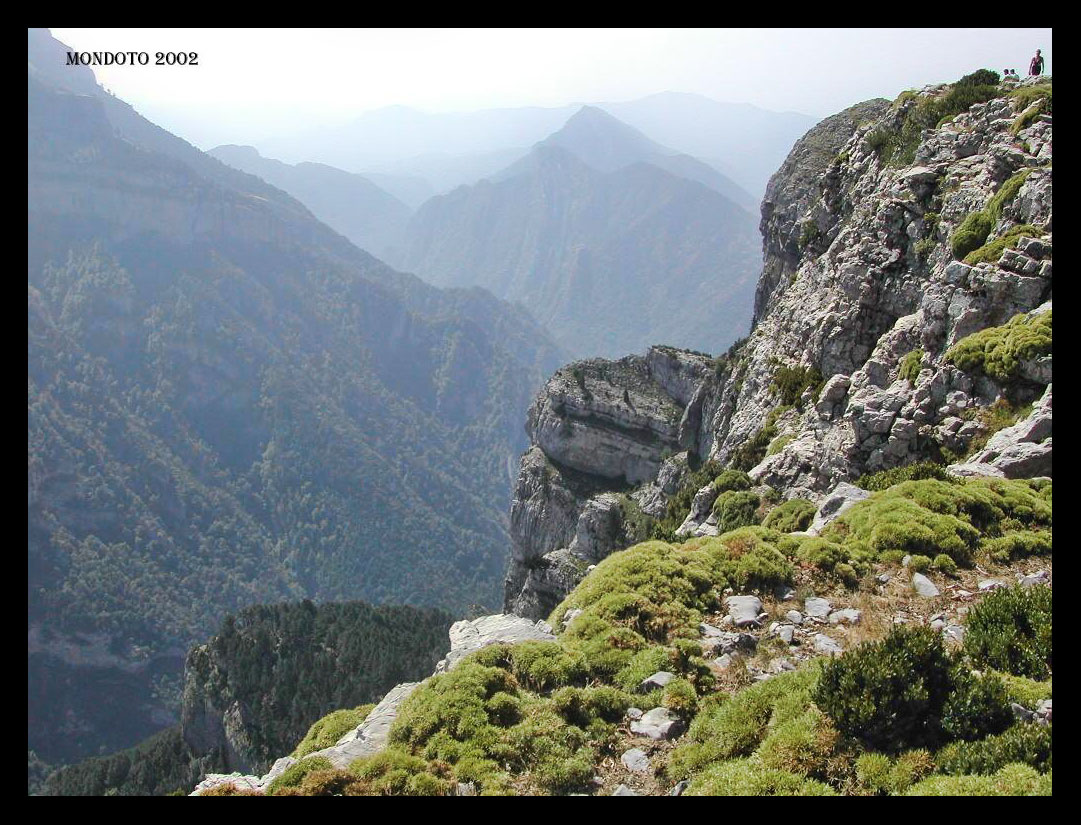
504, 77, 1053, 617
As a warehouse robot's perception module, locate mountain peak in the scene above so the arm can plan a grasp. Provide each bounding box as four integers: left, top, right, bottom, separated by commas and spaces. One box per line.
539, 106, 667, 173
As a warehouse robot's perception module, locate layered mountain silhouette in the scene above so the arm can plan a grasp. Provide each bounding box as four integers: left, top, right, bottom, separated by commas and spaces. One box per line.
258, 94, 815, 200
28, 28, 563, 766
400, 106, 762, 358
208, 144, 413, 261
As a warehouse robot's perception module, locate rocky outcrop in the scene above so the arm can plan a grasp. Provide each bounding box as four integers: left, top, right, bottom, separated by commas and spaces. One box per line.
504, 348, 714, 616
755, 98, 893, 326
504, 77, 1053, 619
950, 384, 1052, 478
192, 613, 551, 793
305, 682, 422, 769
435, 615, 556, 673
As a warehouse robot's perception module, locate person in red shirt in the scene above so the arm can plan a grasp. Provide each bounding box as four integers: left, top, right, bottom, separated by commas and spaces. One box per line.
1029, 49, 1045, 76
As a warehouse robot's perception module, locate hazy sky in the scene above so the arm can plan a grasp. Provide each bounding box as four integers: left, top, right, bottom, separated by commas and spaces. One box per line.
51, 28, 1052, 150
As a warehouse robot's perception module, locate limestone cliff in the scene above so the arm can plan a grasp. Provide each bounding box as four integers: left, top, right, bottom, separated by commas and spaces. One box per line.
504, 75, 1053, 618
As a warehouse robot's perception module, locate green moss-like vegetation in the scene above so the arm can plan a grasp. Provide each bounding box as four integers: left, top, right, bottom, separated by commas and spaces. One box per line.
872, 70, 1001, 167
856, 750, 936, 795
712, 490, 762, 532
668, 667, 829, 781
907, 554, 933, 573
1009, 83, 1052, 135
762, 499, 816, 533
995, 672, 1051, 708
936, 723, 1052, 776
951, 211, 996, 260
945, 310, 1051, 383
771, 363, 825, 407
856, 461, 956, 491
714, 469, 752, 493
963, 584, 1052, 679
950, 170, 1032, 259
683, 758, 838, 796
1008, 83, 1052, 112
899, 349, 925, 384
292, 705, 374, 758
823, 477, 1051, 568
267, 469, 1051, 796
266, 756, 335, 795
731, 406, 792, 472
904, 763, 1051, 796
766, 433, 794, 457
963, 224, 1042, 265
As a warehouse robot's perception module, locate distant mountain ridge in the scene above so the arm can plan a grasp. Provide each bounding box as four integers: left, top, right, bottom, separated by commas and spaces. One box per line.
400, 106, 762, 359
208, 144, 413, 261
257, 92, 817, 200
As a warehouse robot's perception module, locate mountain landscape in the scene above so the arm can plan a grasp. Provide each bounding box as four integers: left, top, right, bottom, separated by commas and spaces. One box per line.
258, 94, 815, 201
29, 26, 1052, 799
206, 144, 413, 262
28, 27, 563, 773
400, 106, 762, 358
187, 69, 1053, 799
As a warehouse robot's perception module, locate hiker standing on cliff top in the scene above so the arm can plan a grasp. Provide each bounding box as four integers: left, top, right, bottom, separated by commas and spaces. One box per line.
1029, 49, 1045, 76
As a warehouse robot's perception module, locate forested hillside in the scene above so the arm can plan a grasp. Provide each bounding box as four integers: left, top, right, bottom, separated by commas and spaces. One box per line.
28, 29, 563, 768
37, 601, 452, 795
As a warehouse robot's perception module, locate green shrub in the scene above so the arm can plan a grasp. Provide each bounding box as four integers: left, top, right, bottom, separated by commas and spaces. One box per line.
292, 705, 374, 758
771, 364, 825, 407
939, 666, 1012, 742
963, 585, 1052, 679
813, 626, 1010, 752
932, 554, 958, 576
763, 499, 816, 533
767, 433, 794, 457
856, 461, 954, 491
950, 170, 1032, 259
266, 756, 335, 794
937, 723, 1052, 776
963, 398, 1034, 458
995, 672, 1051, 708
963, 224, 1042, 265
668, 668, 820, 779
899, 349, 925, 384
908, 554, 932, 573
874, 71, 1000, 166
904, 763, 1051, 796
713, 490, 762, 532
685, 759, 838, 796
713, 469, 752, 493
983, 531, 1052, 563
951, 210, 996, 259
955, 69, 1000, 87
856, 750, 935, 795
731, 406, 791, 471
945, 311, 1052, 383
